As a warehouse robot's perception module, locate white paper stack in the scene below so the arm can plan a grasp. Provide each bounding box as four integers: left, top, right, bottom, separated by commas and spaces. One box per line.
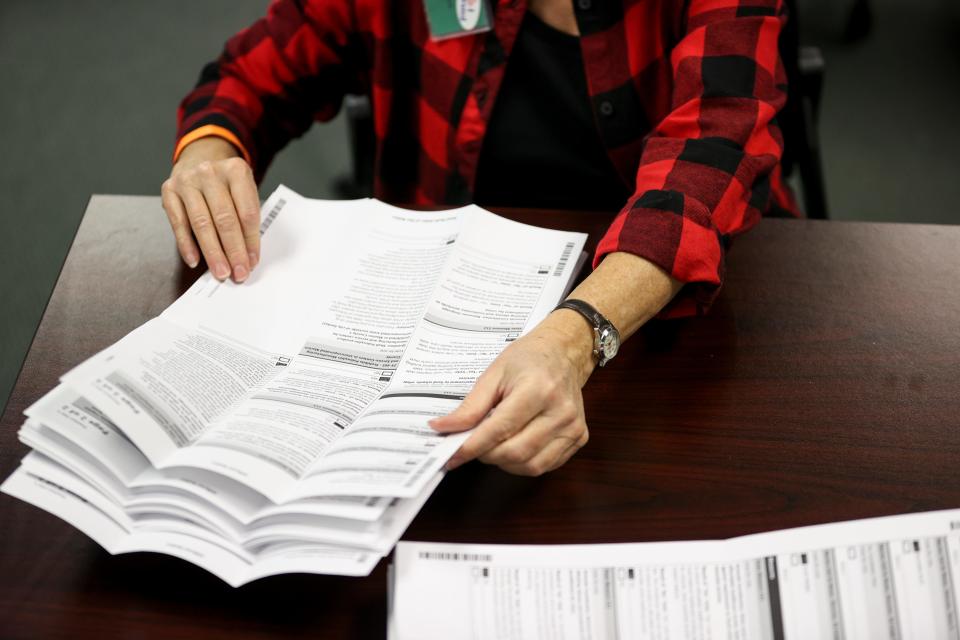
1, 186, 587, 586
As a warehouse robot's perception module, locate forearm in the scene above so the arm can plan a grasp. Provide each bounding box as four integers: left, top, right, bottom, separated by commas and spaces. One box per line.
176, 0, 357, 181
538, 252, 683, 384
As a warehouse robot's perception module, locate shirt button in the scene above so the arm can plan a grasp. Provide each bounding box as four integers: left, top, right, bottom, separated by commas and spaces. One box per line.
599, 100, 614, 117
577, 0, 592, 10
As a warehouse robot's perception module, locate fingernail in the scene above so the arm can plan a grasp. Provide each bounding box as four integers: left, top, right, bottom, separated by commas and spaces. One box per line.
248, 251, 259, 269
444, 457, 462, 471
214, 263, 230, 280
186, 252, 199, 269
233, 264, 249, 283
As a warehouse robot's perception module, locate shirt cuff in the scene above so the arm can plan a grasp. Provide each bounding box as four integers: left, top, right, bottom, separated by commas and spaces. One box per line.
593, 199, 723, 319
173, 124, 253, 166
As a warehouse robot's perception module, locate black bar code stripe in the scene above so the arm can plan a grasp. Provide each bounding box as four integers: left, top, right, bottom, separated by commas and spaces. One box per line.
766, 556, 785, 640
554, 242, 575, 276
418, 551, 492, 562
260, 197, 286, 235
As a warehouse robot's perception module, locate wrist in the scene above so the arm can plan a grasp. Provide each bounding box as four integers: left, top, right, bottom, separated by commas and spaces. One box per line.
174, 136, 240, 171
540, 309, 598, 386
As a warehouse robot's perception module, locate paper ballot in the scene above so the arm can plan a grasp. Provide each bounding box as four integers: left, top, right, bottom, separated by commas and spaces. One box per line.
390, 509, 960, 640
1, 186, 587, 586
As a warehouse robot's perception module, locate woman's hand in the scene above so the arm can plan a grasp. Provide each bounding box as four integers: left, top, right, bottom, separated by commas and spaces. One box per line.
430, 252, 683, 477
430, 309, 597, 476
161, 137, 261, 282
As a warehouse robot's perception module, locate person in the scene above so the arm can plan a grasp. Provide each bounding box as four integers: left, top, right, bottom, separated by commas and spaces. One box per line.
162, 0, 797, 477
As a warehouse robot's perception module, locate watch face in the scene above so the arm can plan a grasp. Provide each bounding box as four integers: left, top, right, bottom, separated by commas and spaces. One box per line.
600, 328, 620, 358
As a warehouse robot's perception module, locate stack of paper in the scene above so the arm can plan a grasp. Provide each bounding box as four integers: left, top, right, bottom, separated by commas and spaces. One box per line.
1, 186, 587, 586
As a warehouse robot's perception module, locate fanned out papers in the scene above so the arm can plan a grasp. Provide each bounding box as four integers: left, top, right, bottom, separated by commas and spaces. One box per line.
1, 186, 587, 586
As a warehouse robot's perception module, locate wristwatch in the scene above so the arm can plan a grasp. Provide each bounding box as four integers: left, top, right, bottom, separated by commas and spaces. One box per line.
554, 299, 621, 367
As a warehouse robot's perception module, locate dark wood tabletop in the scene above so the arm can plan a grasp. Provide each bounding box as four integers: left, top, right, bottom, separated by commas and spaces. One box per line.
1, 196, 958, 639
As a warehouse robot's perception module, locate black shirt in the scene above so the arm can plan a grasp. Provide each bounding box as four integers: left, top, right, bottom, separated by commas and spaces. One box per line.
473, 11, 630, 211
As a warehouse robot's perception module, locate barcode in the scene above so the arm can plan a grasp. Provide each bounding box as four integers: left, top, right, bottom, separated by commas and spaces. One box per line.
260, 197, 286, 235
419, 551, 492, 562
403, 456, 437, 487
553, 241, 574, 276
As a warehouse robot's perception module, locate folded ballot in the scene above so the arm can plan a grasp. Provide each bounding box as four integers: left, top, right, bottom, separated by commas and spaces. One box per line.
1, 186, 587, 586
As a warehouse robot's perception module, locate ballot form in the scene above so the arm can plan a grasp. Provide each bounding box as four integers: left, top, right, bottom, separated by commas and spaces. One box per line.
390, 509, 960, 640
1, 186, 588, 585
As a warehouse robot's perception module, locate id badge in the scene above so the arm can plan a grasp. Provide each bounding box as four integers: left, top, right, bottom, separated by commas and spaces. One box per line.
423, 0, 492, 41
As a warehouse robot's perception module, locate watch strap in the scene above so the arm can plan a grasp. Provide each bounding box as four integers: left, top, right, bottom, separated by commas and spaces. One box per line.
556, 299, 606, 331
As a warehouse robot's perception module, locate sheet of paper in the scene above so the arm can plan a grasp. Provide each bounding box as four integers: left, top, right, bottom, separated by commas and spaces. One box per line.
61, 317, 282, 464
391, 510, 960, 640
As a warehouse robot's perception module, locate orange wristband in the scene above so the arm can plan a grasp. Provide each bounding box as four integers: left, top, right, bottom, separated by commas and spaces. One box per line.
173, 124, 252, 165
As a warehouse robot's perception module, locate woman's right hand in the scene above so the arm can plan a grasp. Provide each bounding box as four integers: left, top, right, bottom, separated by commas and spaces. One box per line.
161, 137, 261, 282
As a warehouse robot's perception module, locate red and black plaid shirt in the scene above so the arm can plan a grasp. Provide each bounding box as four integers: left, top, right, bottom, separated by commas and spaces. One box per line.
176, 0, 797, 317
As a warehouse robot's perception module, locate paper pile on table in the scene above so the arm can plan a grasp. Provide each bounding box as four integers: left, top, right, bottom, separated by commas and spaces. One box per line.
1, 186, 586, 586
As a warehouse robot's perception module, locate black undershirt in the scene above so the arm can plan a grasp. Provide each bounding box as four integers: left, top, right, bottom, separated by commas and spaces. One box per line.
473, 11, 630, 211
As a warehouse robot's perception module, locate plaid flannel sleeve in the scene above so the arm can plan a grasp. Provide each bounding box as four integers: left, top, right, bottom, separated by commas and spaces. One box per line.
594, 0, 788, 318
175, 0, 361, 181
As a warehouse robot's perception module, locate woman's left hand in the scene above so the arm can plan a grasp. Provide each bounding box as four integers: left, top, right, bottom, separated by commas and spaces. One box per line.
429, 310, 596, 476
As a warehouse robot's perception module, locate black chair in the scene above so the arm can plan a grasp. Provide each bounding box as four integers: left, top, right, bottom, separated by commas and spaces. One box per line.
332, 94, 376, 199
844, 0, 873, 42
780, 0, 829, 219
334, 4, 830, 219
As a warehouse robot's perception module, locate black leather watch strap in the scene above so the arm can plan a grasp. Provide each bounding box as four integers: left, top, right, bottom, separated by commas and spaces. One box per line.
556, 299, 605, 330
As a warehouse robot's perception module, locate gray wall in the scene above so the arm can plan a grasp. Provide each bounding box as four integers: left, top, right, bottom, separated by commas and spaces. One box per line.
0, 1, 348, 413
1, 0, 959, 414
806, 0, 960, 223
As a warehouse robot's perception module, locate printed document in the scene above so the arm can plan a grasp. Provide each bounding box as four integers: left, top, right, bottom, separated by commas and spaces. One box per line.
391, 509, 960, 640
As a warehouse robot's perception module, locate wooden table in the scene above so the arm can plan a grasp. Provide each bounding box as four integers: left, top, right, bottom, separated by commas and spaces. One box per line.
1, 196, 958, 639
